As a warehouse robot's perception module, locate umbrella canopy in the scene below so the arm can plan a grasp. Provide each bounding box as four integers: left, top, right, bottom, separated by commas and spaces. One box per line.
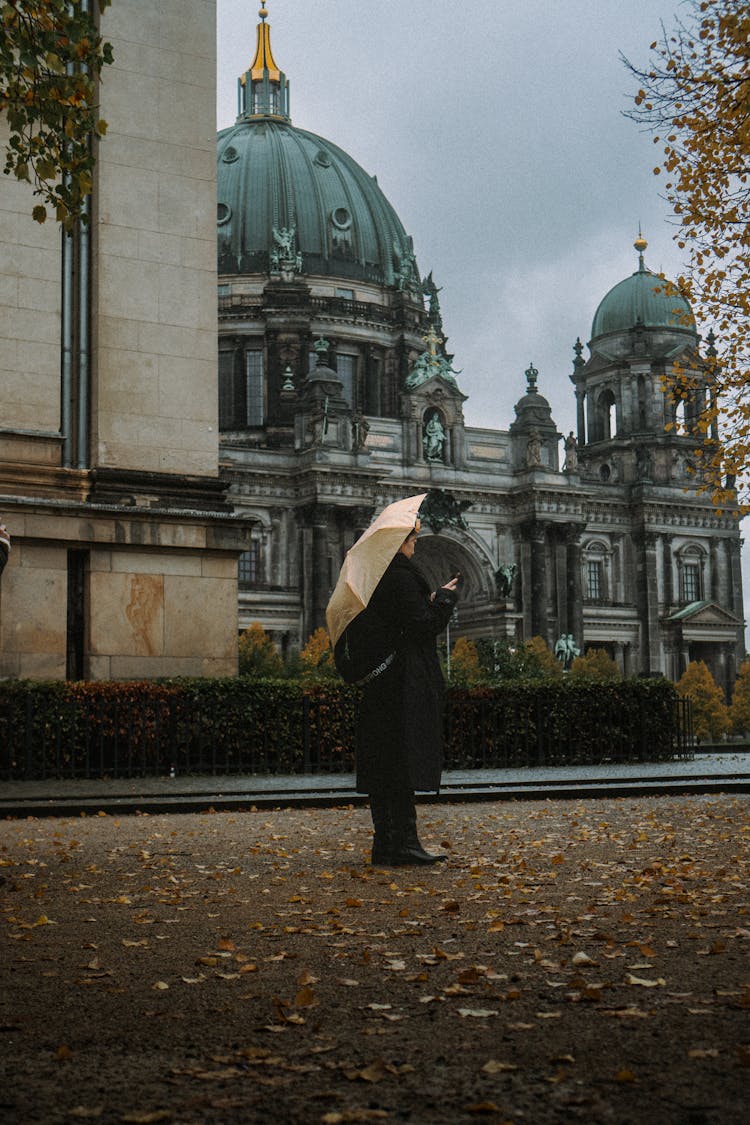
326, 493, 427, 646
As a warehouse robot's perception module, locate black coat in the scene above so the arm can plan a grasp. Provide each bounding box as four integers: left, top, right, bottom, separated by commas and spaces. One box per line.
356, 553, 457, 794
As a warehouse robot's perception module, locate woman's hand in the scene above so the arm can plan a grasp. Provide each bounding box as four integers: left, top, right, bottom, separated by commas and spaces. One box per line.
430, 574, 460, 600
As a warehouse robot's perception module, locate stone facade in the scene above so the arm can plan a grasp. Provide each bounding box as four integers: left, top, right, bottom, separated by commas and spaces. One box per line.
0, 1, 248, 680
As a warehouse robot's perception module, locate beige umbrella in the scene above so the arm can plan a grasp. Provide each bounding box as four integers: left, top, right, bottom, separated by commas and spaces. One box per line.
326, 493, 427, 646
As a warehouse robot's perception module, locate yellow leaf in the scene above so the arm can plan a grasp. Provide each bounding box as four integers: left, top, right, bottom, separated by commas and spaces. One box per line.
120, 1113, 173, 1124
625, 974, 665, 988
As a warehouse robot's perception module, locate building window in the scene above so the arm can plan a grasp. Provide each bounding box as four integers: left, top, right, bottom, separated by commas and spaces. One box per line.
219, 348, 264, 429
682, 562, 701, 603
218, 351, 236, 429
335, 287, 354, 300
336, 353, 357, 408
245, 351, 264, 426
238, 543, 263, 586
587, 559, 603, 602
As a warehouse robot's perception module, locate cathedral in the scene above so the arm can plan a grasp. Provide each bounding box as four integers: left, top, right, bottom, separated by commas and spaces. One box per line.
217, 7, 744, 695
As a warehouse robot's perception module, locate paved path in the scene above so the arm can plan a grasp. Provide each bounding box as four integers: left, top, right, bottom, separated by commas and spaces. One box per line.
2, 750, 750, 817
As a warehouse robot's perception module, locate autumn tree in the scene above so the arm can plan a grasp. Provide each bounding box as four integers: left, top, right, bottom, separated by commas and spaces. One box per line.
729, 658, 750, 735
623, 0, 750, 506
238, 623, 284, 678
569, 648, 622, 682
475, 636, 561, 682
449, 636, 481, 685
676, 659, 730, 741
0, 0, 113, 228
298, 627, 337, 680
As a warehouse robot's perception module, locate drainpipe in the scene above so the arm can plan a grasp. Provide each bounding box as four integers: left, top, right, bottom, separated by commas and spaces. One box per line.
61, 228, 74, 466
76, 0, 91, 469
77, 185, 90, 468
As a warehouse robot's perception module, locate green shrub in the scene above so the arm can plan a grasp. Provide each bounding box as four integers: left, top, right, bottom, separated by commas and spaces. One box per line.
0, 676, 686, 780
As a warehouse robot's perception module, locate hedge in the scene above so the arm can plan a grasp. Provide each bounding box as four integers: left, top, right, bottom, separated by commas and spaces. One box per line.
0, 676, 689, 781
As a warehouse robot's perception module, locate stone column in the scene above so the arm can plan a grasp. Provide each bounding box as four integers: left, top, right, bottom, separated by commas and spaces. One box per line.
634, 528, 661, 673
575, 386, 586, 444
709, 537, 721, 603
527, 521, 549, 641
563, 523, 584, 643
662, 534, 674, 608
312, 516, 331, 633
270, 508, 283, 587
727, 538, 743, 619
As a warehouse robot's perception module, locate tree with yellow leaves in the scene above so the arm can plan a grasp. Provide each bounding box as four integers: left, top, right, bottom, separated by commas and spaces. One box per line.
298, 627, 338, 680
624, 1, 750, 507
729, 658, 750, 735
0, 1, 114, 228
676, 659, 730, 741
238, 622, 284, 678
449, 636, 482, 685
569, 647, 622, 682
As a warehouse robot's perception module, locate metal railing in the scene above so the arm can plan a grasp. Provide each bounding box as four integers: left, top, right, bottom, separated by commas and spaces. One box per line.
0, 689, 692, 782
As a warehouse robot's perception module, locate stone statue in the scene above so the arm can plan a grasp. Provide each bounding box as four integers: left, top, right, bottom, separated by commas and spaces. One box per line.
563, 431, 578, 472
394, 240, 418, 292
419, 488, 471, 533
405, 325, 461, 389
351, 412, 370, 452
635, 444, 653, 480
270, 224, 302, 276
423, 411, 446, 461
526, 429, 543, 467
272, 225, 295, 256
422, 271, 443, 329
495, 563, 517, 599
554, 634, 580, 670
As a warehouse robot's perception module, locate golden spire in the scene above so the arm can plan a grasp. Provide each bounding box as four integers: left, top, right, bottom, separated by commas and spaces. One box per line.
250, 4, 281, 83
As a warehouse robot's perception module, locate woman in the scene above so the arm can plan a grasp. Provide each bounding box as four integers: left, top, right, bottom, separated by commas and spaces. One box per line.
356, 523, 459, 865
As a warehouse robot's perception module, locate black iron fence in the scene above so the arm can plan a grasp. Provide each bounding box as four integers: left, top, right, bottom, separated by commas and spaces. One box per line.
0, 681, 692, 782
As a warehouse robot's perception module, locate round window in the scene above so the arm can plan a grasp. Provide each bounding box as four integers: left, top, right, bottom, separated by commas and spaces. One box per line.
222, 146, 239, 163
330, 207, 352, 230
315, 149, 331, 168
217, 203, 232, 226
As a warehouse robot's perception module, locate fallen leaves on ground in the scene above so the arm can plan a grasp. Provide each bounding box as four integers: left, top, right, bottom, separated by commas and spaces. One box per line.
1, 795, 749, 1123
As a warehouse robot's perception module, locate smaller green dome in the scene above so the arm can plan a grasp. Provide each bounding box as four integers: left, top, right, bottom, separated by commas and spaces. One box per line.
591, 240, 695, 339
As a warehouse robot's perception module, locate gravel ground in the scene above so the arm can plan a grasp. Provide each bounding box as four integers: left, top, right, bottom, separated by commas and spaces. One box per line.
1, 794, 749, 1124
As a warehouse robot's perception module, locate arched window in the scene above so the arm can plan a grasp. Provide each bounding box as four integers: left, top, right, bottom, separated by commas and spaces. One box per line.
238, 542, 263, 587
676, 544, 705, 604
583, 540, 610, 603
637, 375, 648, 430
674, 399, 687, 434
597, 389, 617, 441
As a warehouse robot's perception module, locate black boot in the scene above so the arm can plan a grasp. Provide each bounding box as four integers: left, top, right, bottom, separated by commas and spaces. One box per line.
390, 791, 447, 865
369, 795, 394, 865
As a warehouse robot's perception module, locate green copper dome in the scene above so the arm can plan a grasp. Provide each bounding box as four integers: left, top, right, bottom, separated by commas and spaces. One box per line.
216, 8, 419, 288
217, 120, 418, 286
591, 238, 695, 339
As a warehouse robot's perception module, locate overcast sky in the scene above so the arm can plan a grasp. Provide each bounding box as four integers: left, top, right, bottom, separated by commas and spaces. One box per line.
216, 0, 690, 438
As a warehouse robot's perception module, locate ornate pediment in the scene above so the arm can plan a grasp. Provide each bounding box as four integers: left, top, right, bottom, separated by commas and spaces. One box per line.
666, 600, 743, 628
